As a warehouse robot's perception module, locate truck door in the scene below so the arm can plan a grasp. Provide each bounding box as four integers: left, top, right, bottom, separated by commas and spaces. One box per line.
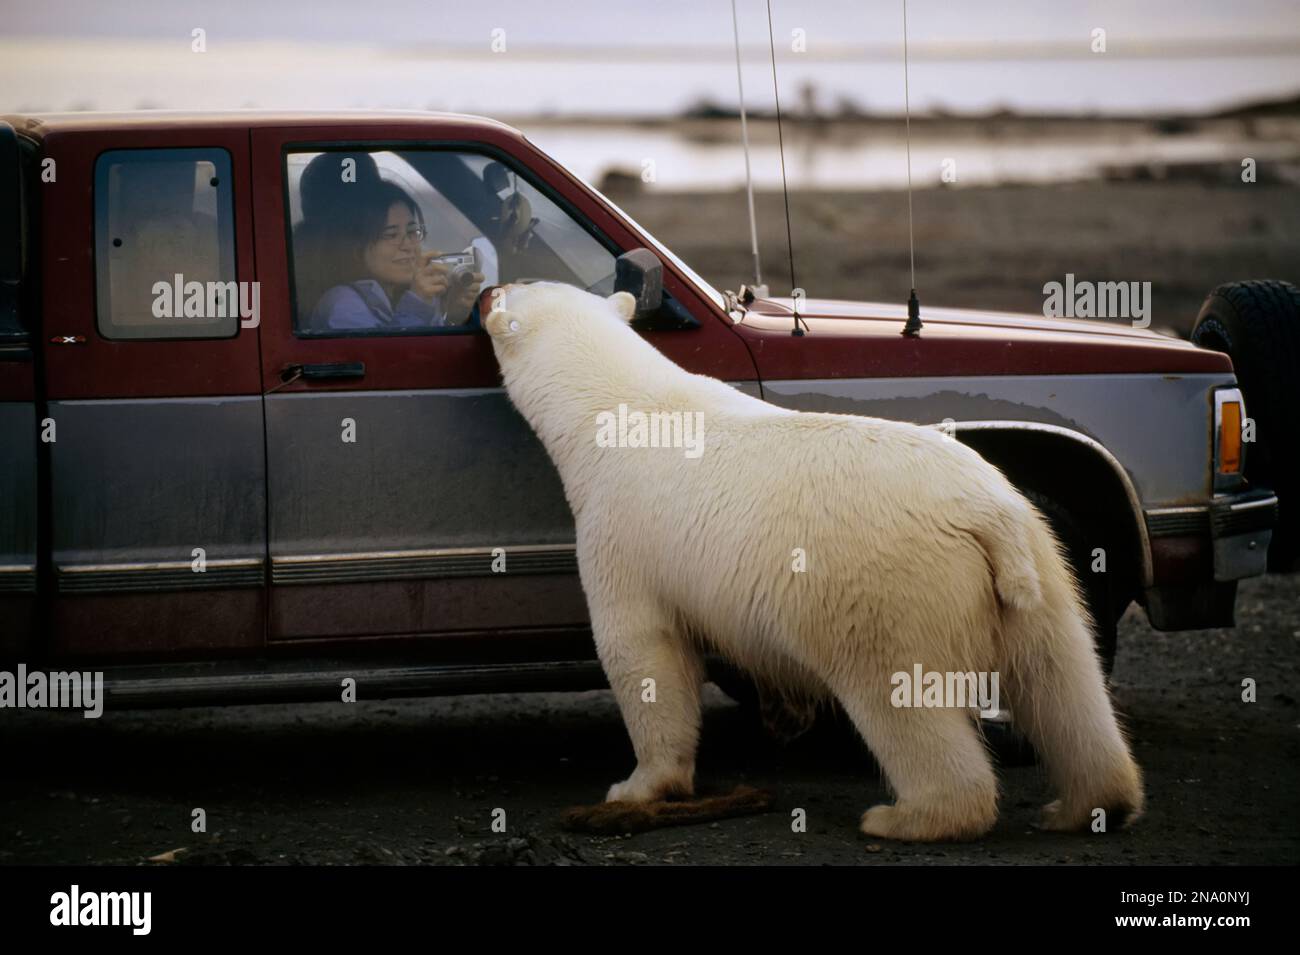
249, 123, 755, 645
39, 127, 266, 659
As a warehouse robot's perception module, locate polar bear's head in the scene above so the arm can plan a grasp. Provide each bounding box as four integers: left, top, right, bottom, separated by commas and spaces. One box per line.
482, 282, 642, 435
483, 281, 638, 372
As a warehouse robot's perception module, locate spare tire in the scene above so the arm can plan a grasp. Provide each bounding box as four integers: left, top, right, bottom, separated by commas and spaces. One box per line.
1191, 280, 1300, 571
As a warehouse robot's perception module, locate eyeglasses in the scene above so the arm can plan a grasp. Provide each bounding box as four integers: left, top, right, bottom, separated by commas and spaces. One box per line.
378, 225, 426, 244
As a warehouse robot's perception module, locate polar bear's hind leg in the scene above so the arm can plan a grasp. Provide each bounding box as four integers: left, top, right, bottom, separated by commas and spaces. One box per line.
834, 675, 999, 842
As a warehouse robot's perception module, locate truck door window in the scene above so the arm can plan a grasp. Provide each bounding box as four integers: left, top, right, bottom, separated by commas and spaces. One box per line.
94, 148, 237, 339
285, 149, 617, 338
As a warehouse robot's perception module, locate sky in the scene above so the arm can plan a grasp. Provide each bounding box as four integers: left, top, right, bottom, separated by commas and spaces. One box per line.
2, 0, 1299, 117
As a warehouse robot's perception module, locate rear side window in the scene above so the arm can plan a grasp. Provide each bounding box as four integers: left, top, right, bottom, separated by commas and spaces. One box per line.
0, 125, 27, 339
94, 148, 237, 340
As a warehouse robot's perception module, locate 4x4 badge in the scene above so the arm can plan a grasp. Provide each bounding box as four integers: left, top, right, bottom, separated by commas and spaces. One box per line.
49, 335, 86, 344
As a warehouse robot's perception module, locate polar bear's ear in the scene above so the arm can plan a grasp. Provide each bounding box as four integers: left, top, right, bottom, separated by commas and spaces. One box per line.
484, 306, 524, 341
607, 291, 637, 324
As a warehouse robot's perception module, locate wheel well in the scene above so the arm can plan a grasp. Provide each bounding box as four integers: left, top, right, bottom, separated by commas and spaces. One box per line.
958, 428, 1145, 607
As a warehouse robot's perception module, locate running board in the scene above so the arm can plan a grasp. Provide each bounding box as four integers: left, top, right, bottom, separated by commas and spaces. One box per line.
98, 659, 610, 709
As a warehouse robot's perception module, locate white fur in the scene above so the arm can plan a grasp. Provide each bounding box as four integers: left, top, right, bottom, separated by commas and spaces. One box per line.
485, 283, 1144, 841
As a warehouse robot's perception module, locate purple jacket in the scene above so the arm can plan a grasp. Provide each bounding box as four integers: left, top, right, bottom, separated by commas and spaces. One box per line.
310, 280, 451, 332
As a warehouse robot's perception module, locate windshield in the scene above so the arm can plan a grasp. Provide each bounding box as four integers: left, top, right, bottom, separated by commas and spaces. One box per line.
581, 182, 728, 312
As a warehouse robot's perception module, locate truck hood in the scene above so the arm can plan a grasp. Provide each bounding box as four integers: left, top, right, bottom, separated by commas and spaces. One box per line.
735, 297, 1232, 378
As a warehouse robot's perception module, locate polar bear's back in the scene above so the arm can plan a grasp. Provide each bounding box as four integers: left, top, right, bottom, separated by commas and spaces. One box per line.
576, 408, 1015, 677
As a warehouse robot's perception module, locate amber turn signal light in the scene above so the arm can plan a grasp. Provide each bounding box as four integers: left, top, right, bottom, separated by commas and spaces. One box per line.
1218, 400, 1242, 474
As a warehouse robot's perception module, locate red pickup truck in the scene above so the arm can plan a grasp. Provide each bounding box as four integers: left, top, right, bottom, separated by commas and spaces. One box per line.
0, 111, 1290, 709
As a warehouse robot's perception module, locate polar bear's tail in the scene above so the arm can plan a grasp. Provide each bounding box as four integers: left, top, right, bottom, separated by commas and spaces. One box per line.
994, 511, 1145, 832
975, 491, 1044, 612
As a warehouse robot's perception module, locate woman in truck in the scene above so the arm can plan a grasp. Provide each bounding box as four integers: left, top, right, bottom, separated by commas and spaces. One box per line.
306, 179, 484, 333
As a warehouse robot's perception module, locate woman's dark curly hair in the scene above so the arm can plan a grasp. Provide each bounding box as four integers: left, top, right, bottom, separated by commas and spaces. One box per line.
293, 175, 428, 325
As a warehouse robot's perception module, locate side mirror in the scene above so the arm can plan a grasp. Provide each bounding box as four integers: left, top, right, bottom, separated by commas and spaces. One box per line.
614, 248, 663, 318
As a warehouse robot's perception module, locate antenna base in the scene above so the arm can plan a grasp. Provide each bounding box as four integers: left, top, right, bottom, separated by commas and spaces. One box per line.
902, 288, 922, 337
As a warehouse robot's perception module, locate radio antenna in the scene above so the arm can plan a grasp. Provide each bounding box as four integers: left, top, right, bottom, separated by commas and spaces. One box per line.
731, 0, 765, 296
901, 0, 922, 336
766, 0, 807, 336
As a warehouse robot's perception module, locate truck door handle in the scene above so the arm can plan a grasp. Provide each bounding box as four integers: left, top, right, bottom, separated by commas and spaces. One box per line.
283, 361, 366, 382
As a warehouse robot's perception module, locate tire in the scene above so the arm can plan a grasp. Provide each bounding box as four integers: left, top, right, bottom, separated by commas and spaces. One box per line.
710, 659, 759, 711
710, 661, 840, 745
1191, 280, 1300, 571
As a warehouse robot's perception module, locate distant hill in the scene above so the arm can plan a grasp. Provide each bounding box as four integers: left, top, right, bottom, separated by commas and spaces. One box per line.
677, 91, 1300, 123
1210, 93, 1300, 118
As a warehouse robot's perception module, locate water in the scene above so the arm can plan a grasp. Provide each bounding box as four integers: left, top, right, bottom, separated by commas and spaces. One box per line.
523, 119, 1300, 192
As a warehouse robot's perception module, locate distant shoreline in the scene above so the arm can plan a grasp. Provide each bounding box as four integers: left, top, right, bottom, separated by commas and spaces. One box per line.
504, 91, 1300, 128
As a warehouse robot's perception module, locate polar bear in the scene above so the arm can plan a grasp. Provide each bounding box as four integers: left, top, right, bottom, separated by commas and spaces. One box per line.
484, 282, 1144, 841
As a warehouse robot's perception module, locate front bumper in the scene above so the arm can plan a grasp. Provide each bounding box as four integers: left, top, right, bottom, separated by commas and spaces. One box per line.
1209, 490, 1277, 580
1141, 488, 1278, 630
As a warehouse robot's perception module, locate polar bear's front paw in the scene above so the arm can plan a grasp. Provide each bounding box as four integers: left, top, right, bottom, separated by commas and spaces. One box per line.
606, 768, 693, 804
605, 778, 649, 803
860, 804, 910, 840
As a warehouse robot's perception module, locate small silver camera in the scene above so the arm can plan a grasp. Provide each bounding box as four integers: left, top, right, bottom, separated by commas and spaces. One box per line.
433, 247, 482, 287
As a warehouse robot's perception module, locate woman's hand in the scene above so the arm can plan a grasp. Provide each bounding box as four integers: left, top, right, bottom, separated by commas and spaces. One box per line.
412, 251, 452, 303
448, 272, 486, 319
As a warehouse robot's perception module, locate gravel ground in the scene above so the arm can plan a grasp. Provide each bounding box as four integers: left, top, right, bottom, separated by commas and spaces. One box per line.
1, 573, 1297, 866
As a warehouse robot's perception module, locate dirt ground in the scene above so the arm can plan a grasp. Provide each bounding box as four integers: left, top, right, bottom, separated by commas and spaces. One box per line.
1, 571, 1296, 866
615, 181, 1300, 338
